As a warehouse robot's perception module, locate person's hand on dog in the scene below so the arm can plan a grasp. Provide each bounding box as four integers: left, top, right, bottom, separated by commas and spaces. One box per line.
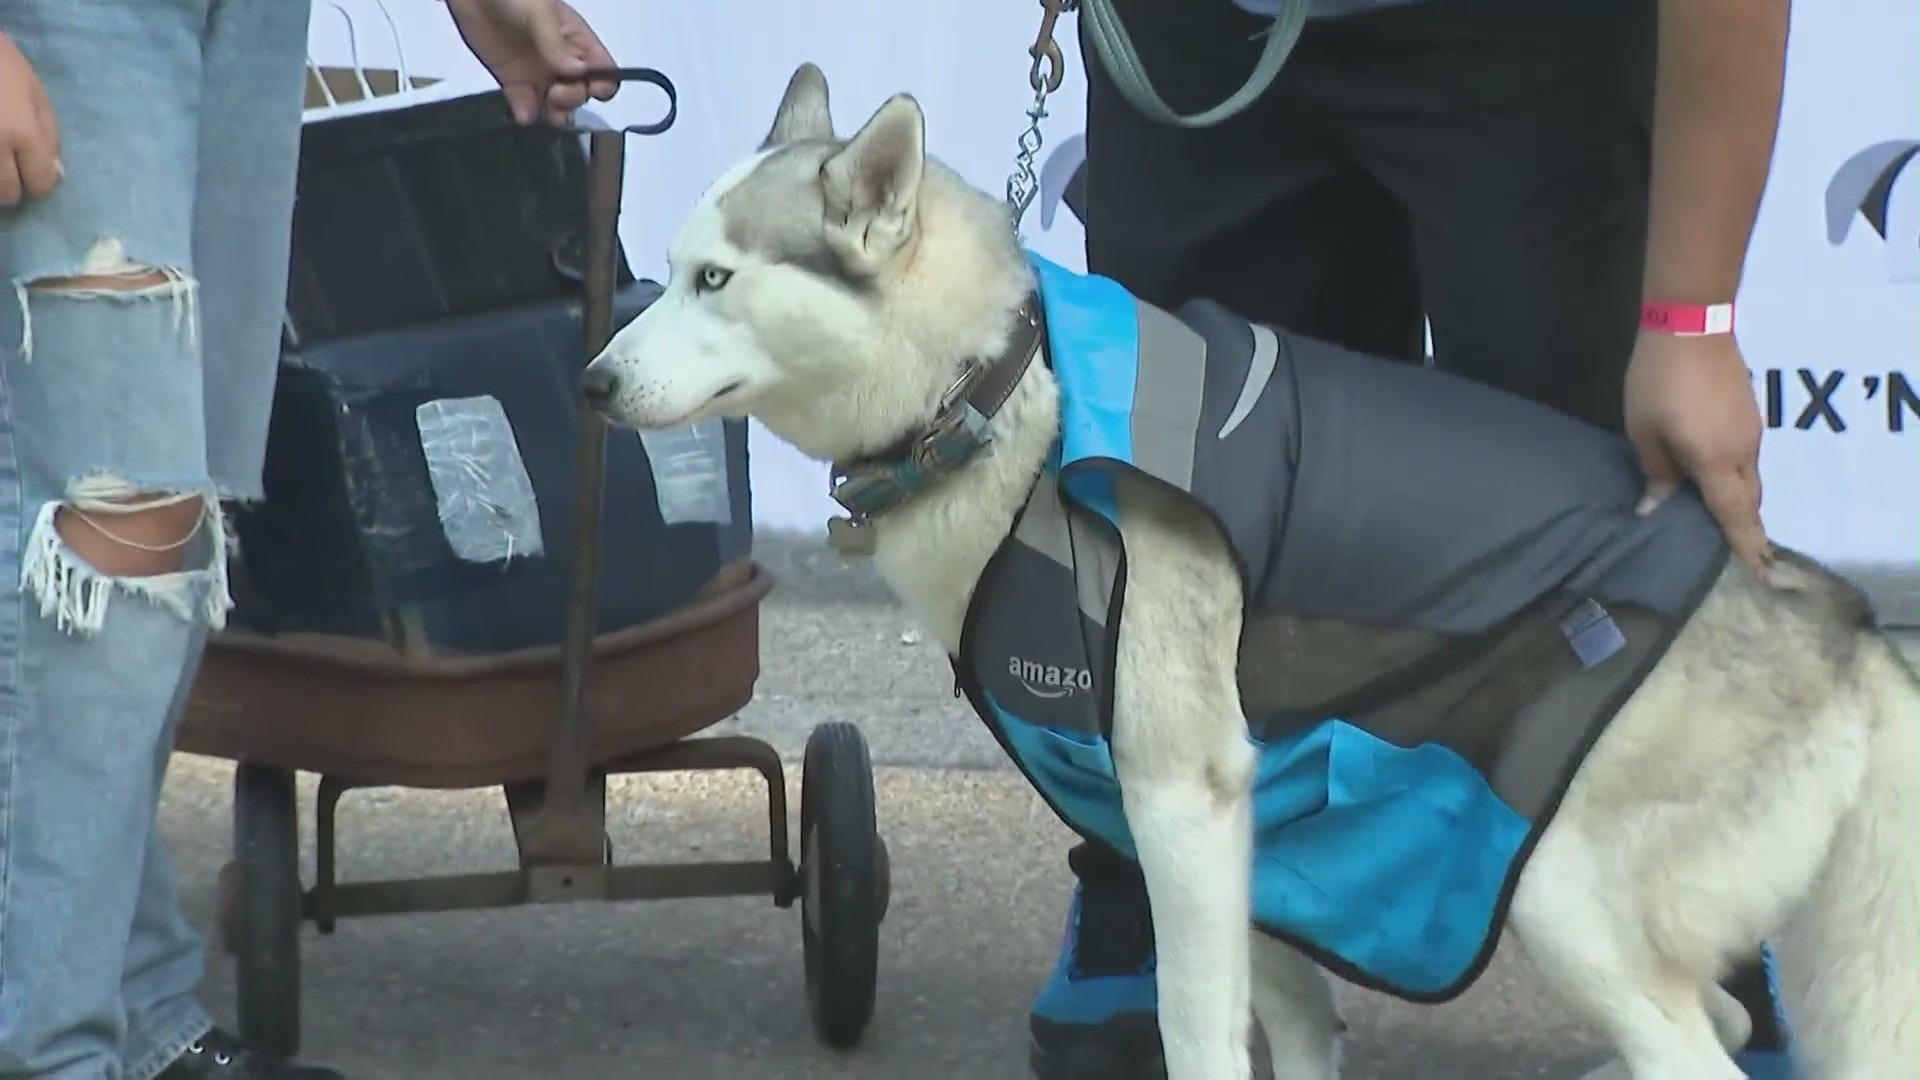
445, 0, 619, 126
1624, 330, 1772, 574
0, 32, 61, 208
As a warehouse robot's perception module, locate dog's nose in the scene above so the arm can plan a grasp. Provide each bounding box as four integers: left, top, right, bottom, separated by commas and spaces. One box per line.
580, 364, 618, 407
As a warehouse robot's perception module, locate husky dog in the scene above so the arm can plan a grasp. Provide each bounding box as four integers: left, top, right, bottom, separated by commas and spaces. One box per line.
581, 63, 1919, 1080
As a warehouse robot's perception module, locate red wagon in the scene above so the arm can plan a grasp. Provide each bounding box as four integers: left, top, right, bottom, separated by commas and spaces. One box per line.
176, 86, 889, 1060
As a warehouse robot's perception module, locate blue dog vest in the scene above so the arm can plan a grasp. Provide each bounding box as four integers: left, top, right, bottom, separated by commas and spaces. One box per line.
951, 254, 1728, 1003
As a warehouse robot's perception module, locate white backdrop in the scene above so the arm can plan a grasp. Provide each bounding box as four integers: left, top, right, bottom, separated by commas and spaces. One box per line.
305, 0, 1918, 569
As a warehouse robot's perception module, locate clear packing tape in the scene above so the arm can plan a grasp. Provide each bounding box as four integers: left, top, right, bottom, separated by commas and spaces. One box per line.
416, 396, 547, 564
638, 420, 734, 527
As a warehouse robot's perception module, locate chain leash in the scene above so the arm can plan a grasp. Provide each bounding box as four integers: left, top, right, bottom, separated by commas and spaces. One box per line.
1004, 0, 1307, 226
1005, 0, 1077, 227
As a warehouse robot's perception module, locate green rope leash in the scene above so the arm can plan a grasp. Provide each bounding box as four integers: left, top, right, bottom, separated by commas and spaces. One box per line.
1076, 0, 1310, 129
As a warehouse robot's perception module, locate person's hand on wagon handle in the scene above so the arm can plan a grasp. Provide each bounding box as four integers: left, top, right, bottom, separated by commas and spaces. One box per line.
445, 0, 620, 126
0, 29, 61, 207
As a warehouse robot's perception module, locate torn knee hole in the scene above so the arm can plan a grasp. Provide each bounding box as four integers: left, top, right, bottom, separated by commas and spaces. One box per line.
10, 240, 199, 362
25, 487, 232, 636
28, 268, 176, 292
53, 493, 207, 577
23, 237, 186, 294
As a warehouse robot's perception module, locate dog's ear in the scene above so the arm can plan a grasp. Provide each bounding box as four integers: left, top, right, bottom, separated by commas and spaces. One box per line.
761, 63, 834, 149
820, 94, 926, 273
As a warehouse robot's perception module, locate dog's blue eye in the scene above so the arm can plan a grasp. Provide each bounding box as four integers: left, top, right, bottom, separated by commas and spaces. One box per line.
696, 266, 733, 293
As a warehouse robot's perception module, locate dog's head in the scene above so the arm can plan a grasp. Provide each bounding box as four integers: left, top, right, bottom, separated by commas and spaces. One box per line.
583, 64, 1031, 462
583, 62, 1029, 457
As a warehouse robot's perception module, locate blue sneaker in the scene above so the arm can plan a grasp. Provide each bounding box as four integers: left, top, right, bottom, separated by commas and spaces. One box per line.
1733, 1049, 1795, 1079
1029, 844, 1165, 1080
1731, 946, 1796, 1078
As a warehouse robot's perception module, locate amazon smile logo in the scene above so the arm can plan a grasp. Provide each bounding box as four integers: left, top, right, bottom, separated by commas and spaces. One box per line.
1009, 655, 1094, 699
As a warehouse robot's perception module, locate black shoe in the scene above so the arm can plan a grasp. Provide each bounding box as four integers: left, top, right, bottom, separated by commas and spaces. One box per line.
156, 1029, 344, 1080
1028, 842, 1166, 1080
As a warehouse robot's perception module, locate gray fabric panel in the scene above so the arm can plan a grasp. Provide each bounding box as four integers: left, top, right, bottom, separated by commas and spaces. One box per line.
1014, 478, 1114, 632
1066, 505, 1122, 635
1570, 495, 1728, 617
1175, 300, 1296, 586
1013, 478, 1076, 570
1266, 330, 1724, 634
1128, 299, 1208, 492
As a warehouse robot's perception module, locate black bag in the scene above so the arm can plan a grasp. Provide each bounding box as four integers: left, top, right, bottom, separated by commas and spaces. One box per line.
228, 91, 752, 655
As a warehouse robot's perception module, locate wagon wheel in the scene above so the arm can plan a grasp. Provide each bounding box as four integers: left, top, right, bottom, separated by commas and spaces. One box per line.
229, 763, 305, 1058
799, 722, 885, 1049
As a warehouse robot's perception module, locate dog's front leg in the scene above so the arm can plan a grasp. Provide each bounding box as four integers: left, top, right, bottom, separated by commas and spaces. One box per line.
1118, 749, 1256, 1080
1111, 488, 1257, 1080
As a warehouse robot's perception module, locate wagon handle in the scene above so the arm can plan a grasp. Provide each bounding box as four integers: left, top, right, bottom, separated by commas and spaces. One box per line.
518, 64, 679, 859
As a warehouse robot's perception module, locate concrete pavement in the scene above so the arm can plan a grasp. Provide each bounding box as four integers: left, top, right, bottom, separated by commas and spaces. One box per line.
162, 556, 1913, 1079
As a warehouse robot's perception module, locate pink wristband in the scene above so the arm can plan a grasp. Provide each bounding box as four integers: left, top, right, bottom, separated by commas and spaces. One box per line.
1640, 300, 1735, 337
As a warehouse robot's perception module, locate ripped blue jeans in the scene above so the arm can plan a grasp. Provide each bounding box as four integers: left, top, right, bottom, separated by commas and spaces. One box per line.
0, 1, 311, 1076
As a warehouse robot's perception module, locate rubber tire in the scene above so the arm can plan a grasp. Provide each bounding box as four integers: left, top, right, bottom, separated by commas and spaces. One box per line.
231, 763, 304, 1058
799, 722, 884, 1050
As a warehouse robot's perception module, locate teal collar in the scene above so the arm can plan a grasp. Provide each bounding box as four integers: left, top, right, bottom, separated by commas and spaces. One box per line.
826, 297, 1045, 556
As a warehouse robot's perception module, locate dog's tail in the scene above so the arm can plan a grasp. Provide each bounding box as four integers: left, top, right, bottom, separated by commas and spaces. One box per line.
1774, 639, 1920, 1078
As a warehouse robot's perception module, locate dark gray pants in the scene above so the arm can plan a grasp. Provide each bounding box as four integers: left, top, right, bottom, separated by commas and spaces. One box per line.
1068, 0, 1781, 1048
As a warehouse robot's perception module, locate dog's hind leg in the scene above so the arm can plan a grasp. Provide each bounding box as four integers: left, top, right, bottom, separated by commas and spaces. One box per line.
1701, 981, 1754, 1054
1249, 933, 1343, 1079
1771, 643, 1920, 1079
1511, 825, 1743, 1079
1575, 985, 1755, 1080
1111, 485, 1258, 1080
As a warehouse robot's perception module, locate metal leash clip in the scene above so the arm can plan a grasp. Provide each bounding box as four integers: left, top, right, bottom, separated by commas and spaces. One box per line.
1006, 0, 1079, 226
1006, 0, 1310, 223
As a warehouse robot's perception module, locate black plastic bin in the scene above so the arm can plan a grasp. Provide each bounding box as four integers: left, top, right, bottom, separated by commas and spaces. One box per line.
226, 90, 753, 653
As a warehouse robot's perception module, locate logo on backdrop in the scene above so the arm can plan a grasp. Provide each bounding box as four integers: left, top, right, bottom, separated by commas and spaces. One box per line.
1752, 367, 1919, 435
1826, 140, 1920, 283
